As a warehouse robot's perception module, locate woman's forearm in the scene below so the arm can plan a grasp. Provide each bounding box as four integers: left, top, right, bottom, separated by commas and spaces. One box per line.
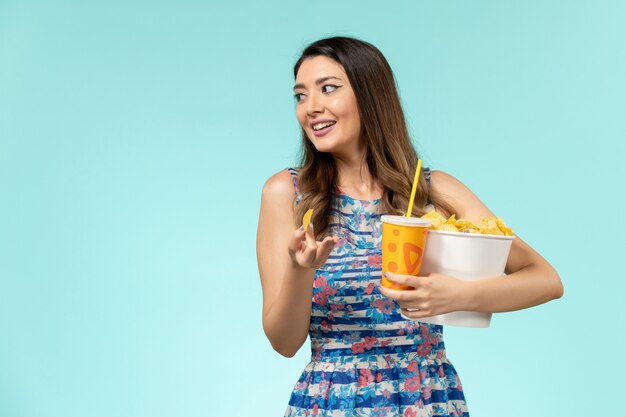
262, 265, 316, 357
466, 263, 563, 313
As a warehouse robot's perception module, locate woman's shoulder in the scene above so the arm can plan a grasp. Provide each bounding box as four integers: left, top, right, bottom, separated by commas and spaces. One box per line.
261, 168, 298, 203
430, 170, 494, 220
430, 170, 465, 192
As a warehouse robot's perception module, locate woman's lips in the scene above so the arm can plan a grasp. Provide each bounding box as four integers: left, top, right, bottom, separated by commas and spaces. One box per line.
312, 123, 336, 137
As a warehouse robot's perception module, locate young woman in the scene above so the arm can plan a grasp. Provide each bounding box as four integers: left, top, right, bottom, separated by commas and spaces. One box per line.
257, 36, 563, 417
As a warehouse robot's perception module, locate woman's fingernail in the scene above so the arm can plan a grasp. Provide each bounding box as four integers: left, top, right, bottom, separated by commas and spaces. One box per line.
384, 272, 389, 278
299, 226, 304, 232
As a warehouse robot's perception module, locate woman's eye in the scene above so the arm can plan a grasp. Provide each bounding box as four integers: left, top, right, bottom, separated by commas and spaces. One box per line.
322, 84, 339, 93
294, 93, 305, 102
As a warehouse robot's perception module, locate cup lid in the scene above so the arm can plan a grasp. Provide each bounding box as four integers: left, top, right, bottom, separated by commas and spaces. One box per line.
381, 215, 431, 227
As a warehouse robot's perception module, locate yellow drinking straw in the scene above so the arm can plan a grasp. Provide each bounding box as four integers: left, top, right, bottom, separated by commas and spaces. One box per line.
405, 159, 422, 217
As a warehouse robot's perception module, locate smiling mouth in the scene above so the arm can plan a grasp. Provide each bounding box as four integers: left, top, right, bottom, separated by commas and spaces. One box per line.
312, 121, 336, 131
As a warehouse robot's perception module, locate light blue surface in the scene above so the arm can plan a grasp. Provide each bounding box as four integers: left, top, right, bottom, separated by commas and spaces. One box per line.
1, 1, 624, 416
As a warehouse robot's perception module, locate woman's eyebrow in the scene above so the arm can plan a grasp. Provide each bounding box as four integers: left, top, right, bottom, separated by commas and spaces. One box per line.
293, 76, 343, 90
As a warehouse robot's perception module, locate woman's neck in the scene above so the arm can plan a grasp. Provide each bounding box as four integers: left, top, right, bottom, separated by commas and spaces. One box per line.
334, 152, 382, 200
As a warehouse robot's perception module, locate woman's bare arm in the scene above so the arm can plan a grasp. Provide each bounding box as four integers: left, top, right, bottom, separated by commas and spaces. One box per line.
257, 170, 336, 357
432, 170, 563, 312
381, 170, 563, 316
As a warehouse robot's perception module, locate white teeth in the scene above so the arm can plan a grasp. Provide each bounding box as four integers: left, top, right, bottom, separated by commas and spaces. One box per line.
312, 121, 336, 131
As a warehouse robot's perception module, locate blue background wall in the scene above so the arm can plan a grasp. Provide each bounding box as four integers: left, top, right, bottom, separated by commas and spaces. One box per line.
1, 1, 624, 416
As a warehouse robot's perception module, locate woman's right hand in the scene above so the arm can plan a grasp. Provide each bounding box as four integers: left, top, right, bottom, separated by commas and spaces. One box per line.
288, 225, 338, 269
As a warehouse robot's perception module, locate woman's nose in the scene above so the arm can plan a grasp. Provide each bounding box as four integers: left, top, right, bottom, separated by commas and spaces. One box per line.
306, 92, 324, 115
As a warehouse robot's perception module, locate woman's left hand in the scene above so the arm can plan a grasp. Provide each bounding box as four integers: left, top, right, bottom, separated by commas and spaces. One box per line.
378, 272, 473, 319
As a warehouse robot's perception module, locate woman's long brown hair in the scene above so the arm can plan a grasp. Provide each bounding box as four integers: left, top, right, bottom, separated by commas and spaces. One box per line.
293, 37, 456, 236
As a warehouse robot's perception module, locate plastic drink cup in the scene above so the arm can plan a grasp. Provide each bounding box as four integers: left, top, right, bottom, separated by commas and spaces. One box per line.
381, 215, 431, 290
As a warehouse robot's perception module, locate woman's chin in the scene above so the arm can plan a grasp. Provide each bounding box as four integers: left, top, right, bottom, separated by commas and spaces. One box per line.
312, 144, 341, 155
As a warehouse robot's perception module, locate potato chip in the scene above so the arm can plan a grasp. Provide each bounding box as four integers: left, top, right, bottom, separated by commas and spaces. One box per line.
479, 217, 503, 235
444, 214, 457, 225
302, 209, 314, 233
421, 210, 447, 227
455, 219, 481, 233
438, 223, 459, 232
495, 218, 513, 236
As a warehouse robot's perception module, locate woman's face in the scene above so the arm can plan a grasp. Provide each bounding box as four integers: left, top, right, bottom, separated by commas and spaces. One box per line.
293, 56, 362, 156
